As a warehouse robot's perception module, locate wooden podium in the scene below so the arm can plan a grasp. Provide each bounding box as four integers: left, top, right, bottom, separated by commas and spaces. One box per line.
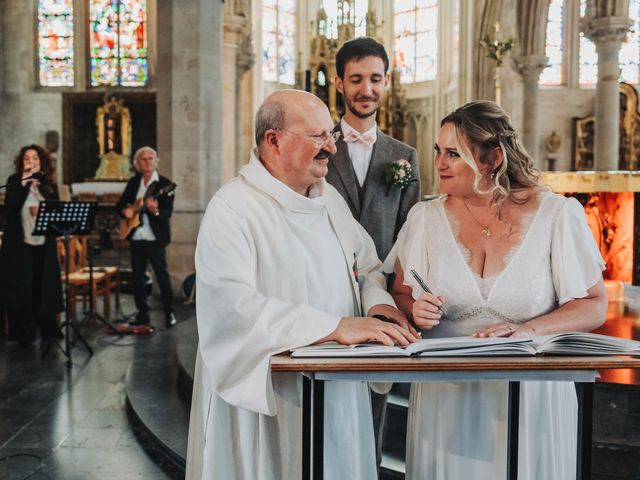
271, 354, 640, 480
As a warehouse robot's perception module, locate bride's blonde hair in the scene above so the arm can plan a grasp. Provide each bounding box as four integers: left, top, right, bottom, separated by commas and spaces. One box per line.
441, 101, 540, 206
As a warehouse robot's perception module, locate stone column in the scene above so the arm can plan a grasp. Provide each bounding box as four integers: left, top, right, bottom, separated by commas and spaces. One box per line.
512, 0, 551, 165
235, 33, 256, 171
156, 0, 223, 286
513, 55, 547, 161
583, 5, 632, 170
474, 0, 507, 101
223, 2, 253, 182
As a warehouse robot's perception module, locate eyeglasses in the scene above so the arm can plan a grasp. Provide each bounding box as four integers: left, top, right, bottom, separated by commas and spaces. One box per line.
278, 128, 341, 148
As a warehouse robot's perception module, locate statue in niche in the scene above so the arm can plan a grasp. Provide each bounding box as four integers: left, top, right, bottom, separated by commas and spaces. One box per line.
545, 131, 561, 171
94, 96, 132, 180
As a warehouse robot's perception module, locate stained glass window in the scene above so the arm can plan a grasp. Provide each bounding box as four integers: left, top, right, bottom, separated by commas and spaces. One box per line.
262, 0, 296, 85
394, 0, 438, 84
620, 0, 640, 84
90, 0, 148, 87
540, 0, 563, 85
319, 0, 368, 39
38, 0, 74, 87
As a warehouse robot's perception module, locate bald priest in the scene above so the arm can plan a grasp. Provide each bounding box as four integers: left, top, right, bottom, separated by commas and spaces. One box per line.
185, 89, 418, 480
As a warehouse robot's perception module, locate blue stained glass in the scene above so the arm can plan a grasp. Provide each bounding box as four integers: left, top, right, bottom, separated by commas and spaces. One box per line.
120, 58, 147, 86
91, 58, 118, 86
540, 0, 563, 85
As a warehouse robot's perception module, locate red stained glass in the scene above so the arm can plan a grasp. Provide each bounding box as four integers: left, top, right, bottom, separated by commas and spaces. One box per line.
90, 0, 147, 86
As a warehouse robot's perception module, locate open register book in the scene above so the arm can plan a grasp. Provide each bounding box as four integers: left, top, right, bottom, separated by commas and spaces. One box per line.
290, 332, 640, 358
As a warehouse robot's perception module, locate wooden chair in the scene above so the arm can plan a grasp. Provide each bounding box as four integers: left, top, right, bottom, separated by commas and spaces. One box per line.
57, 236, 121, 320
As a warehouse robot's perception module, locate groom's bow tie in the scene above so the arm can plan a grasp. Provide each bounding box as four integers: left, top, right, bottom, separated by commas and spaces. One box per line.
343, 130, 376, 150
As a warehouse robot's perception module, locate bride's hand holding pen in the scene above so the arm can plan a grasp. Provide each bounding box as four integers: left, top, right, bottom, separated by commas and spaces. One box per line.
410, 269, 446, 330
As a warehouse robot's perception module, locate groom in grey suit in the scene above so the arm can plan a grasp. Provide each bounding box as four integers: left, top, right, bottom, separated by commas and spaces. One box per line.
325, 37, 421, 473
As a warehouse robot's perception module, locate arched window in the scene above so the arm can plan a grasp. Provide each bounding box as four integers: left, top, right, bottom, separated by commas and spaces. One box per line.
539, 0, 563, 85
89, 0, 148, 87
38, 0, 74, 87
262, 0, 296, 85
578, 0, 639, 85
393, 0, 438, 84
539, 0, 639, 87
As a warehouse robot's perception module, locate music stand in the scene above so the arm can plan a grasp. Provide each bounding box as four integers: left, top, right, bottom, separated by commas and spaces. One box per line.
35, 201, 96, 367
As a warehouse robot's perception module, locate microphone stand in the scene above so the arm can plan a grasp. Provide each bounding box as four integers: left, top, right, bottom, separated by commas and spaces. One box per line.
0, 173, 45, 190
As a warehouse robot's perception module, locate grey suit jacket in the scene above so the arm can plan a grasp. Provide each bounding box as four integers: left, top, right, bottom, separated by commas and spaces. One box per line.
326, 125, 421, 261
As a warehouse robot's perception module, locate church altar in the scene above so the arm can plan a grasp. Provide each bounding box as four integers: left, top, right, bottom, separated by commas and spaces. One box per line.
71, 181, 127, 195
541, 171, 640, 192
540, 170, 640, 306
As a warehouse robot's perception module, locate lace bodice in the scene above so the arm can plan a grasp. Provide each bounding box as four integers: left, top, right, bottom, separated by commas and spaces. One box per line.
444, 205, 537, 300
385, 192, 605, 337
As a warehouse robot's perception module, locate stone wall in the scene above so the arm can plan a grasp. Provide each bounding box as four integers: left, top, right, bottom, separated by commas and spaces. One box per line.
156, 0, 224, 291
0, 0, 64, 182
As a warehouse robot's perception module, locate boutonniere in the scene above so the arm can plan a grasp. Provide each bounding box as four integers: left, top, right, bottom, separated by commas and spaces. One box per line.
384, 159, 417, 195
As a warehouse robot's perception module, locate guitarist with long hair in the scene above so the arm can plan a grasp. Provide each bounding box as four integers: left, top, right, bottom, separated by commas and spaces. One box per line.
116, 146, 177, 328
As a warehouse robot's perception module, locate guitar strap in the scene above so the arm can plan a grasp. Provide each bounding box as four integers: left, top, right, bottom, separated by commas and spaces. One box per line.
143, 180, 160, 199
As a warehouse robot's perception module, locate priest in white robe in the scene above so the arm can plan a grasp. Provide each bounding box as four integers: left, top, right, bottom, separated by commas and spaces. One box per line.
186, 89, 419, 480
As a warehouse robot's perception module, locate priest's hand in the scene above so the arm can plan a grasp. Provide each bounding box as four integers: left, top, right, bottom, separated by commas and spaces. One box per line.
367, 304, 420, 338
318, 317, 421, 347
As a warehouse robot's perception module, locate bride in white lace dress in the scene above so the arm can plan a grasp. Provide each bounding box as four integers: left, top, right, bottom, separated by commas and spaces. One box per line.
385, 101, 607, 480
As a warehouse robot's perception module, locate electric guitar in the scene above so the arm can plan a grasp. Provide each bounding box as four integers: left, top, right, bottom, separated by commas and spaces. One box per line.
118, 181, 177, 240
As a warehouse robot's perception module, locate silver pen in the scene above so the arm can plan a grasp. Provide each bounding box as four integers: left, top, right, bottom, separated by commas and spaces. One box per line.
410, 269, 446, 316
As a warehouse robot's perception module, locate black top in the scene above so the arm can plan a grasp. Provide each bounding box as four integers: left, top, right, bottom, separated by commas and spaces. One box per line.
0, 174, 64, 314
115, 172, 175, 247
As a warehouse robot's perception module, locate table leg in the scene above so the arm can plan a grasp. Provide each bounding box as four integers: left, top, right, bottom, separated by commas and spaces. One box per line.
303, 376, 311, 479
576, 382, 593, 480
312, 379, 324, 480
507, 381, 520, 480
302, 375, 325, 480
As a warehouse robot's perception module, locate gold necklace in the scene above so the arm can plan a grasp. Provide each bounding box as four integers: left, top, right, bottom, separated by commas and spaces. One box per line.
461, 199, 496, 238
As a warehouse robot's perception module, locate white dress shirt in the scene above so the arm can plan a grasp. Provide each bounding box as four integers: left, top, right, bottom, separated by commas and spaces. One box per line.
131, 170, 159, 241
340, 118, 377, 187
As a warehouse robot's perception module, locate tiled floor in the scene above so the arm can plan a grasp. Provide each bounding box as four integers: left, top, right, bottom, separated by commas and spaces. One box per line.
0, 295, 192, 480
